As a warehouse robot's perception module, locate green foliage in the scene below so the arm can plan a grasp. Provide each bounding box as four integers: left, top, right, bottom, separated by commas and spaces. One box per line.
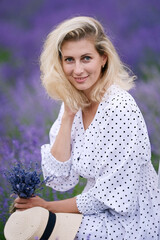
151, 155, 160, 173
0, 222, 5, 240
0, 48, 11, 63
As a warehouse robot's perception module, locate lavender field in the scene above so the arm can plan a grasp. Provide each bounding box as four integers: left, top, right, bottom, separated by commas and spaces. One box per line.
0, 0, 160, 238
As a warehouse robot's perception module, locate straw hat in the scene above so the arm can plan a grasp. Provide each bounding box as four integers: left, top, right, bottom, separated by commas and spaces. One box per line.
4, 207, 82, 240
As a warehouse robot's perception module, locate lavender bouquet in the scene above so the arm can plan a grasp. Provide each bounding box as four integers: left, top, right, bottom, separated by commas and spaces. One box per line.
5, 163, 50, 213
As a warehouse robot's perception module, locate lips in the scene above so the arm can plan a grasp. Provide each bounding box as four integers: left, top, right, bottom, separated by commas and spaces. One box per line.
74, 76, 88, 83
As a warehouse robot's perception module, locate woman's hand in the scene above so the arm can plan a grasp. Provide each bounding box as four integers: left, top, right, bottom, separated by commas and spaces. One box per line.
14, 196, 47, 211
63, 103, 77, 119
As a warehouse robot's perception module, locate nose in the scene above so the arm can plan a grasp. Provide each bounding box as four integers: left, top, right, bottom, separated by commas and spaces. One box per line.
73, 61, 84, 75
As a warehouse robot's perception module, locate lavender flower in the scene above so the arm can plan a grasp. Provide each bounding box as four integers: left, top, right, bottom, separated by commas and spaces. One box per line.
34, 237, 39, 240
4, 163, 48, 199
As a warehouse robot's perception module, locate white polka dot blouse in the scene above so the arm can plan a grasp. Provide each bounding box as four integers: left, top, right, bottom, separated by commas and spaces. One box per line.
41, 85, 160, 239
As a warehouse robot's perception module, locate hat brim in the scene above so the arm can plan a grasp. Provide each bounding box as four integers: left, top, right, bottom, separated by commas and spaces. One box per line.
4, 207, 82, 240
50, 213, 82, 240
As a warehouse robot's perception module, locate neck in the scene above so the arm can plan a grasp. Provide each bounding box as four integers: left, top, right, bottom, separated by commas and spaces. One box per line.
83, 101, 99, 113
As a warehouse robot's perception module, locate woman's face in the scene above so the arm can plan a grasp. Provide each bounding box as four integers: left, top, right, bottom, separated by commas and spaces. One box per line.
61, 38, 107, 97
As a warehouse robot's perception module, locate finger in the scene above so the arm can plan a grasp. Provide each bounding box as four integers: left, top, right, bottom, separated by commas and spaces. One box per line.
15, 197, 29, 204
15, 202, 31, 209
16, 209, 26, 212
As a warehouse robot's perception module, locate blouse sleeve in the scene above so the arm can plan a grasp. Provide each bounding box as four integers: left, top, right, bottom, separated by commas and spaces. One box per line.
41, 103, 79, 191
76, 102, 151, 216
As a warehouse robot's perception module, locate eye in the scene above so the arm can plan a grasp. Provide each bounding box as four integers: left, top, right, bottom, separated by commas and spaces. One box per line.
64, 57, 74, 63
83, 56, 91, 61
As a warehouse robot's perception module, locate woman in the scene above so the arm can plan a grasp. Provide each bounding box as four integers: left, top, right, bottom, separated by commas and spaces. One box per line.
15, 16, 160, 239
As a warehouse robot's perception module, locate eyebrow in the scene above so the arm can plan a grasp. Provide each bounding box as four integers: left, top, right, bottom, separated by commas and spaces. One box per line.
62, 53, 92, 58
81, 53, 92, 57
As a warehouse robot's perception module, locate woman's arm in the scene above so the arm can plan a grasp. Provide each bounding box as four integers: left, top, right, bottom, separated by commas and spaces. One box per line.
50, 105, 76, 162
14, 196, 80, 214
47, 197, 79, 213
41, 103, 79, 191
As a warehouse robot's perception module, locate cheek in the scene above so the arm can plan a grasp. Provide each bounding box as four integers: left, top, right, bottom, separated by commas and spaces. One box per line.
92, 65, 102, 77
62, 64, 72, 76
89, 61, 102, 74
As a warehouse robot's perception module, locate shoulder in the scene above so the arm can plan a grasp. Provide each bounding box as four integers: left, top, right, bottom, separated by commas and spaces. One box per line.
104, 85, 136, 108
101, 85, 139, 113
98, 85, 143, 125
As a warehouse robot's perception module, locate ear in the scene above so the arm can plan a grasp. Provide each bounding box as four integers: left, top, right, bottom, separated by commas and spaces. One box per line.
102, 54, 107, 67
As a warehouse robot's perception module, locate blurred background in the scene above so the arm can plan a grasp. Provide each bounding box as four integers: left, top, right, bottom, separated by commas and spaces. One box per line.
0, 0, 160, 237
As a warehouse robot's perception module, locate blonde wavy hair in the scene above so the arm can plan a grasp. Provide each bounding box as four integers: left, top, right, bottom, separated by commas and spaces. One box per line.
40, 16, 136, 111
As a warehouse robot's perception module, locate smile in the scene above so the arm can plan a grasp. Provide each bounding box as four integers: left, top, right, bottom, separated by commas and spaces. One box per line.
74, 76, 88, 83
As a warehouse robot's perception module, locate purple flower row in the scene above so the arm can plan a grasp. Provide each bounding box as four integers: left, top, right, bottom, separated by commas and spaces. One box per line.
0, 0, 160, 81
